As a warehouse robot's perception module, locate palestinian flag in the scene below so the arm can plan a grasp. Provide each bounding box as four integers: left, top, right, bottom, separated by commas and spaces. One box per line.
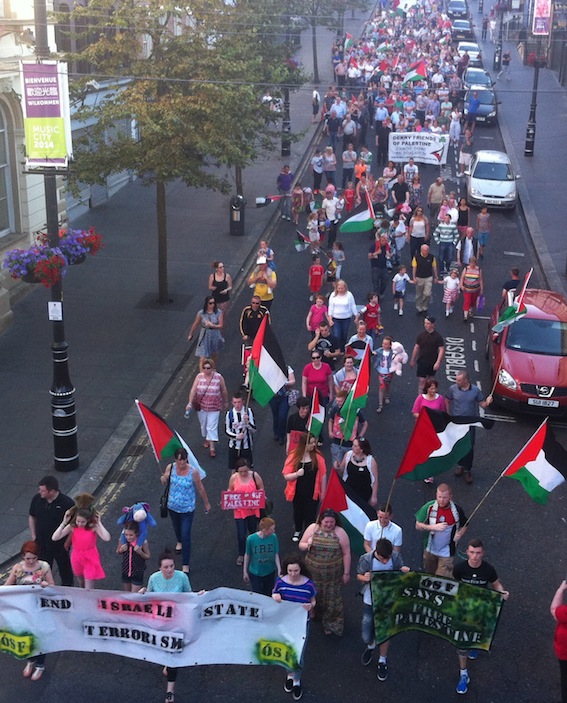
492, 268, 532, 333
255, 195, 282, 208
319, 470, 375, 554
294, 229, 310, 252
396, 408, 494, 481
307, 390, 325, 439
344, 340, 368, 368
135, 400, 206, 477
249, 315, 288, 406
339, 191, 375, 233
340, 344, 371, 439
377, 40, 390, 52
344, 32, 354, 52
503, 420, 567, 504
402, 60, 427, 85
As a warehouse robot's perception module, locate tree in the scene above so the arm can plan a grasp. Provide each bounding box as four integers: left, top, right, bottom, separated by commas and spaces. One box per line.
61, 0, 304, 304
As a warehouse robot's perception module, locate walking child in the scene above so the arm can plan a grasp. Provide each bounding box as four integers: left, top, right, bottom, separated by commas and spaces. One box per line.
306, 294, 331, 336
344, 182, 356, 213
307, 211, 321, 253
308, 255, 325, 300
439, 267, 460, 317
358, 292, 382, 342
291, 182, 304, 225
391, 264, 411, 316
117, 520, 151, 592
330, 240, 345, 280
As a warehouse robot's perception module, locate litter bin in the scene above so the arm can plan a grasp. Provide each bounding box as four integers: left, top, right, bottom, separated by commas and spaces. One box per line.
229, 194, 245, 236
493, 47, 502, 71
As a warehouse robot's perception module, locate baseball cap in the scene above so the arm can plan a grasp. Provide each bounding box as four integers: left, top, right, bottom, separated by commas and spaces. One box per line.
425, 315, 436, 323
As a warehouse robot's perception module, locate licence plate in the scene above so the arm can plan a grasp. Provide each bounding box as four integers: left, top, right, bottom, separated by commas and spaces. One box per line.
528, 398, 559, 408
484, 198, 500, 205
476, 117, 486, 122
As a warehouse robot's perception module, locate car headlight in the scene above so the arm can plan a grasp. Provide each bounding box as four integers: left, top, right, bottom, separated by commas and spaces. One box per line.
498, 369, 517, 390
487, 111, 496, 117
470, 187, 480, 196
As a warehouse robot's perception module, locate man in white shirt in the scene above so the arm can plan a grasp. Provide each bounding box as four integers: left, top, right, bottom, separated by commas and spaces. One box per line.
364, 503, 403, 553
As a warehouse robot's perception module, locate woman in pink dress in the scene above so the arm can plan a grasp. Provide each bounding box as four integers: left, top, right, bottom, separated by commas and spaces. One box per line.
52, 508, 111, 588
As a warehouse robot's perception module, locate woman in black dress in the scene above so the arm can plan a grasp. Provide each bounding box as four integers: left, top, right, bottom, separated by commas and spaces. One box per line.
208, 261, 232, 317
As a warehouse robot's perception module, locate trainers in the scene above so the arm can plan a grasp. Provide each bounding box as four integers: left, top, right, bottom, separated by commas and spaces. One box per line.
284, 678, 294, 693
456, 673, 470, 694
292, 531, 301, 542
361, 647, 374, 665
467, 649, 478, 660
394, 302, 398, 310
292, 683, 303, 700
399, 308, 403, 316
377, 661, 388, 681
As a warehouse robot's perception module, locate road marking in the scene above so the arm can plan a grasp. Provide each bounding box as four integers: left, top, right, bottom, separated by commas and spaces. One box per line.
472, 340, 477, 351
477, 136, 495, 140
484, 412, 518, 423
474, 315, 490, 320
504, 251, 525, 256
474, 359, 479, 372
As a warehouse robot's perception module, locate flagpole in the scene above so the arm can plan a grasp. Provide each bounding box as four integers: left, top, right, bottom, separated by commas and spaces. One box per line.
461, 417, 548, 530
384, 478, 398, 513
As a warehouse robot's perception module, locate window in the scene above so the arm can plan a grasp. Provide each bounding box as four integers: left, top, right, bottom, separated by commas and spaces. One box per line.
0, 108, 14, 236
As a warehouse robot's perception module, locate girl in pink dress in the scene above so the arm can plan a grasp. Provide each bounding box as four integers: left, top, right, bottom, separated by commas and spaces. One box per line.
52, 508, 111, 588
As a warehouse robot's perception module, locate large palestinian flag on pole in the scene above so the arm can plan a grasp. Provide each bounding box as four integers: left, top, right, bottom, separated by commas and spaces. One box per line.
492, 268, 532, 333
307, 390, 325, 439
135, 400, 205, 477
340, 344, 371, 439
396, 408, 494, 481
319, 470, 375, 554
249, 315, 288, 407
339, 191, 376, 233
503, 419, 567, 504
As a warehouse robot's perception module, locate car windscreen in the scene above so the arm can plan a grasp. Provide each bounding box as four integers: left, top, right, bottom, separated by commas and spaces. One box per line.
474, 92, 494, 105
506, 318, 567, 355
472, 161, 513, 180
466, 71, 490, 83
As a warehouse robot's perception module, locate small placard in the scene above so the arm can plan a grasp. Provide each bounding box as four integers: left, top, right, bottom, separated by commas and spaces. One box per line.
221, 490, 265, 511
48, 301, 63, 321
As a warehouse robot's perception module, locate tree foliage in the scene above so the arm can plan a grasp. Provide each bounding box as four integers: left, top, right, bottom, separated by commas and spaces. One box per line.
59, 0, 306, 302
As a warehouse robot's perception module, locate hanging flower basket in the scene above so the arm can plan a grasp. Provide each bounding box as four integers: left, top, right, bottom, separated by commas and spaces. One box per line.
2, 227, 103, 288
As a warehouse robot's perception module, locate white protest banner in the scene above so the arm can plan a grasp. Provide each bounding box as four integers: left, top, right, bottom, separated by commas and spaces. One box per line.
222, 490, 266, 510
388, 132, 450, 165
0, 586, 307, 670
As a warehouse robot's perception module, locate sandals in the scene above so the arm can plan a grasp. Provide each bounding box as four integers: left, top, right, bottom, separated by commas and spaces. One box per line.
203, 441, 210, 449
23, 662, 34, 678
209, 448, 216, 458
175, 544, 182, 554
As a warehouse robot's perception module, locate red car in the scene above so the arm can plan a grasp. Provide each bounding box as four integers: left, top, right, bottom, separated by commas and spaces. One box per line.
486, 289, 567, 414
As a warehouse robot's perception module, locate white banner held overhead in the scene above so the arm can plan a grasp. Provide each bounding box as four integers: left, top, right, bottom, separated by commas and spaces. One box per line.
0, 586, 307, 671
388, 132, 450, 165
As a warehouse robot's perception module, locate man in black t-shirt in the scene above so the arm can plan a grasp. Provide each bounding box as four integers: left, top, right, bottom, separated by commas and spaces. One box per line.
453, 538, 509, 695
308, 321, 342, 365
501, 267, 520, 298
286, 396, 310, 453
391, 174, 410, 207
29, 475, 75, 585
410, 315, 445, 392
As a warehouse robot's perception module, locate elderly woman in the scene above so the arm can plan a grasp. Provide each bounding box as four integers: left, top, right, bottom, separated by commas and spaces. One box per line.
299, 509, 351, 636
186, 358, 228, 458
4, 541, 55, 681
282, 433, 327, 543
161, 448, 210, 574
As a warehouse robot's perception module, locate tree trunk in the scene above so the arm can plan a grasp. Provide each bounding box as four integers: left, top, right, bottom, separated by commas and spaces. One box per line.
235, 165, 243, 196
156, 179, 169, 305
311, 21, 319, 83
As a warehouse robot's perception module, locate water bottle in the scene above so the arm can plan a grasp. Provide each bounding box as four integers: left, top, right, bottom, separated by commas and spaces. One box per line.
184, 407, 191, 419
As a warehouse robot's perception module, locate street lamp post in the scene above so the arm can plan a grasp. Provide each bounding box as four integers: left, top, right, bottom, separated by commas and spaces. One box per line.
524, 39, 542, 157
281, 86, 291, 157
34, 0, 79, 470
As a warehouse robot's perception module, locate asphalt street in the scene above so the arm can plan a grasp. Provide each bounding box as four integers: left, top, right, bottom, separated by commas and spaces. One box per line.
2, 6, 567, 703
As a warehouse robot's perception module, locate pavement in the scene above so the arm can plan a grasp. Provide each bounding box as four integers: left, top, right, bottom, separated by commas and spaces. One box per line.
1, 6, 566, 568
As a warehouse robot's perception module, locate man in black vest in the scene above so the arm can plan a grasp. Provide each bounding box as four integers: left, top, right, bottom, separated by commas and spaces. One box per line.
411, 243, 439, 315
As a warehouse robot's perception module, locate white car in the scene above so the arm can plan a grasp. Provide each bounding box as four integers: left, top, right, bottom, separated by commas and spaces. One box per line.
456, 42, 482, 67
465, 150, 519, 209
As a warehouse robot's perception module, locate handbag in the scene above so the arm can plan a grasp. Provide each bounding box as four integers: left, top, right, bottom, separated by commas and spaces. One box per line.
286, 389, 301, 407
477, 294, 485, 311
160, 470, 171, 518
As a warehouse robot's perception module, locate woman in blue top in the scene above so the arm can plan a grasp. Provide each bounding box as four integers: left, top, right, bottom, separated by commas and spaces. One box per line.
161, 448, 210, 574
273, 554, 316, 701
140, 548, 192, 702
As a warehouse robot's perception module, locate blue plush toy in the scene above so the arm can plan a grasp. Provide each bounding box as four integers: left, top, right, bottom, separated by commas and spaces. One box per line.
117, 502, 157, 545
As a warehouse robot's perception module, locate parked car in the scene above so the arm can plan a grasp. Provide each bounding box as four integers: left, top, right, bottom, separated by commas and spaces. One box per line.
463, 89, 499, 125
448, 0, 469, 19
456, 42, 482, 67
451, 19, 474, 40
465, 150, 518, 209
462, 67, 493, 89
486, 289, 567, 415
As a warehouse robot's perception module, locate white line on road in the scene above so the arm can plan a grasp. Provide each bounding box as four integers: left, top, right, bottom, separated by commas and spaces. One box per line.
474, 359, 479, 372
472, 340, 477, 351
504, 251, 525, 256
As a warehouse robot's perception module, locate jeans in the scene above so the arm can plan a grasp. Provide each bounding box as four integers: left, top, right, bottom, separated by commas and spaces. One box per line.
279, 191, 291, 218
458, 427, 475, 470
332, 317, 352, 351
168, 509, 195, 567
371, 266, 389, 298
438, 242, 455, 272
269, 392, 289, 442
330, 441, 350, 467
362, 603, 375, 646
235, 515, 259, 556
249, 571, 276, 597
342, 167, 354, 189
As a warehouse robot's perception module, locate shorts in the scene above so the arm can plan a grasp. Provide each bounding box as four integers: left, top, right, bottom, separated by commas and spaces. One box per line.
416, 360, 436, 379
458, 152, 472, 167
477, 231, 489, 246
122, 574, 144, 586
394, 290, 405, 299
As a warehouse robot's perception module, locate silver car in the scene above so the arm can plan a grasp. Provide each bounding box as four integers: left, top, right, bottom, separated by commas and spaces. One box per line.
465, 150, 519, 209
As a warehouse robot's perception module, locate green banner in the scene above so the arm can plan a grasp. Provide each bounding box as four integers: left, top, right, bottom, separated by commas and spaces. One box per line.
371, 571, 504, 650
